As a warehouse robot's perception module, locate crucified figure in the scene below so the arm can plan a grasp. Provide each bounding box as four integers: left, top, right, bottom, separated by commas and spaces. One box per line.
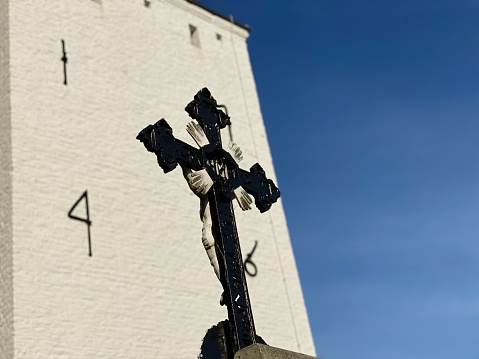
181, 121, 253, 299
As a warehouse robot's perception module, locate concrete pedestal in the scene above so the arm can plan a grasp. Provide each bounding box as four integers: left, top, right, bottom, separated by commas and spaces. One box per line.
234, 344, 317, 359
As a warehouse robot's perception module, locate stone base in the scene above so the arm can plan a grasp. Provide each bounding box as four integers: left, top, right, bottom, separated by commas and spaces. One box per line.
234, 344, 317, 359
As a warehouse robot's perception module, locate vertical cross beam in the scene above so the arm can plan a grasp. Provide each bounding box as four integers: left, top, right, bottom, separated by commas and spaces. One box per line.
210, 184, 256, 351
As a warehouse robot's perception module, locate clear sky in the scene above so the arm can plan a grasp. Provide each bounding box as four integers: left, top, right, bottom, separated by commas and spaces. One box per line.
200, 1, 479, 358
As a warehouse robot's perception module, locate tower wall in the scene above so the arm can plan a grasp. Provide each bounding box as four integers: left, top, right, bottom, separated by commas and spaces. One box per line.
4, 1, 315, 357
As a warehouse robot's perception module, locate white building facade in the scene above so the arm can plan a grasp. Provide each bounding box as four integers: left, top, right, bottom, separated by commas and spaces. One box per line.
0, 0, 316, 358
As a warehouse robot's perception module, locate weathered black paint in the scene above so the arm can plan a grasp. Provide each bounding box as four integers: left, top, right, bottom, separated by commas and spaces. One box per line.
137, 88, 280, 356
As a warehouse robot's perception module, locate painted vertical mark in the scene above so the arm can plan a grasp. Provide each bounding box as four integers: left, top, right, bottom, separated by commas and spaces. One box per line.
61, 39, 68, 85
68, 191, 92, 256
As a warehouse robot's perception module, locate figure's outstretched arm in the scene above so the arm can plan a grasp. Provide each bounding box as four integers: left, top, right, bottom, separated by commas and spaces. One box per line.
227, 142, 243, 163
227, 143, 253, 211
187, 121, 208, 147
234, 187, 253, 211
182, 122, 214, 196
186, 169, 214, 196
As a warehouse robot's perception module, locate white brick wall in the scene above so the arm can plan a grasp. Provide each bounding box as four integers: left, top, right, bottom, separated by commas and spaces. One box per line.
1, 0, 316, 358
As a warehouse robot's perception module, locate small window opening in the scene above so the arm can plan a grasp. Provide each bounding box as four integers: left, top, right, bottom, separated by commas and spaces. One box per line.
216, 33, 222, 41
189, 24, 200, 47
144, 0, 151, 7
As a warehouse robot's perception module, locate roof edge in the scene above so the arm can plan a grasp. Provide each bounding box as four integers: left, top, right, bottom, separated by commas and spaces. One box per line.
185, 0, 251, 32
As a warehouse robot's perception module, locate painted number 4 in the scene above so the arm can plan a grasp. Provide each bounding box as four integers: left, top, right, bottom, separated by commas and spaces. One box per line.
68, 190, 92, 256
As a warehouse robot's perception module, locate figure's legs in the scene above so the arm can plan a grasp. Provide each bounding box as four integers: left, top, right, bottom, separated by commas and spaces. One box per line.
201, 200, 221, 282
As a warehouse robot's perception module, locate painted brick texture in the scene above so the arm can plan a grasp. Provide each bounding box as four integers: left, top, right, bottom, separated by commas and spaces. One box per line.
2, 1, 316, 358
0, 1, 14, 358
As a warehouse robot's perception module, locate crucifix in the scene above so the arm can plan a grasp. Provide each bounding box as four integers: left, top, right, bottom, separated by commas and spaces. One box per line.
137, 88, 280, 356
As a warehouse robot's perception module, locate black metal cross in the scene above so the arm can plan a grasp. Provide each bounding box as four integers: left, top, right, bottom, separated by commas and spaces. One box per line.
137, 88, 280, 355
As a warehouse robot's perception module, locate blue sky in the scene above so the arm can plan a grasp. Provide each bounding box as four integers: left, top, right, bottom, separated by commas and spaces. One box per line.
201, 1, 479, 358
